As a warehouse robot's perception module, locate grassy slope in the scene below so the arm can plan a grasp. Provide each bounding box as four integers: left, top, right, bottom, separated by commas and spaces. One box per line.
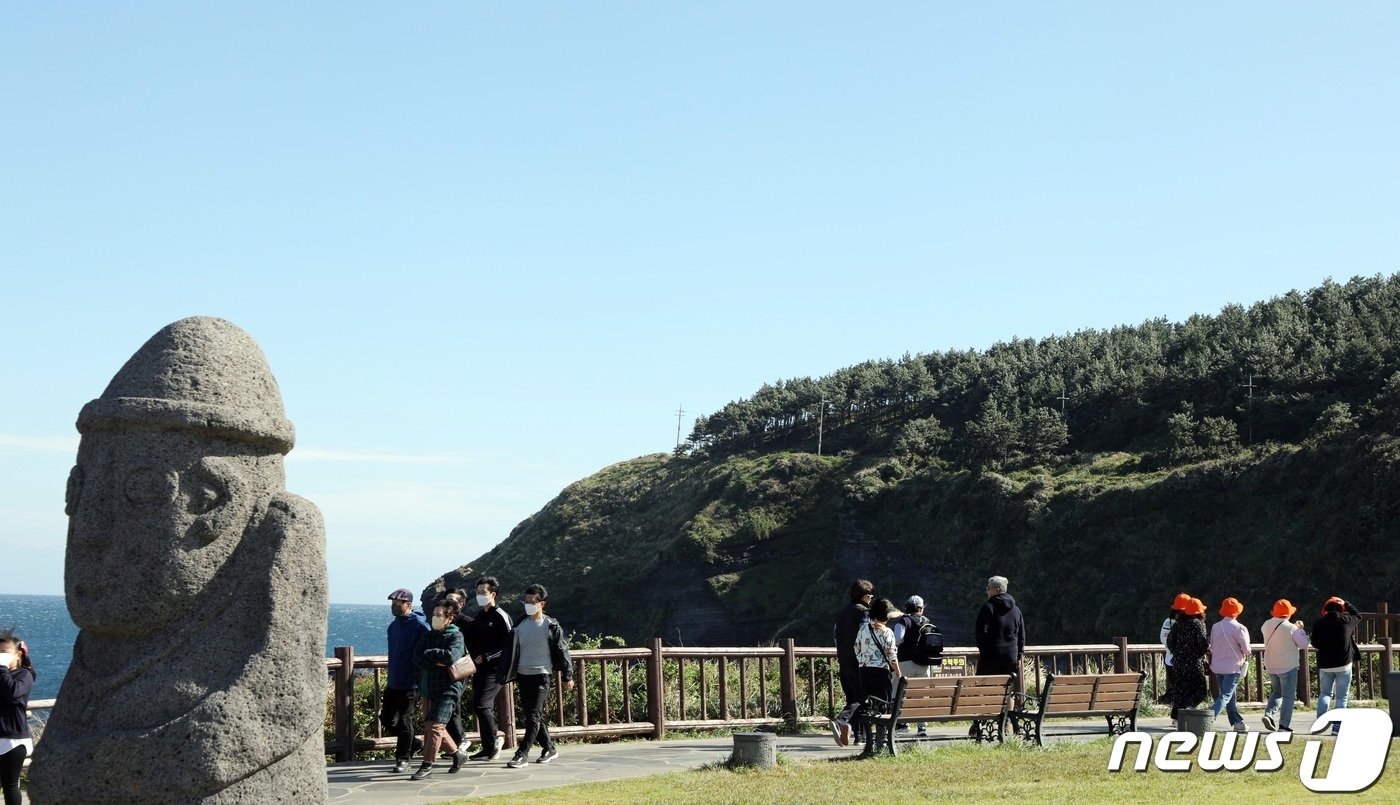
456, 434, 1400, 647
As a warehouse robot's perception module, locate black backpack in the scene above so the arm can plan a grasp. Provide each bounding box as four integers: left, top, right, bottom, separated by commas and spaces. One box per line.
899, 615, 944, 666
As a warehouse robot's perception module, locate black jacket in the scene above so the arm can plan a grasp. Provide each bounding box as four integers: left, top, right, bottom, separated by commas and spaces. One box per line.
463, 607, 513, 675
1311, 601, 1361, 669
1, 667, 35, 740
834, 602, 869, 667
976, 593, 1026, 661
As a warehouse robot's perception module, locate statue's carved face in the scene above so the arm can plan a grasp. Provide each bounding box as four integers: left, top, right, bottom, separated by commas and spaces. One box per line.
64, 430, 277, 635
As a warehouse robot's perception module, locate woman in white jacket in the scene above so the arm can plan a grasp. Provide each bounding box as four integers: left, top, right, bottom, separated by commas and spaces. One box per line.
1260, 598, 1309, 732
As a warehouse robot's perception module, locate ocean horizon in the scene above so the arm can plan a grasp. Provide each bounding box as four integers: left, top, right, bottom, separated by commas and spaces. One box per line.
1, 593, 399, 700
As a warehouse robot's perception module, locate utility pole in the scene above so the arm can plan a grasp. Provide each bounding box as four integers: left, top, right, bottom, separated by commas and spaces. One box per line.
1057, 387, 1070, 416
816, 396, 826, 456
1240, 374, 1257, 444
674, 404, 685, 449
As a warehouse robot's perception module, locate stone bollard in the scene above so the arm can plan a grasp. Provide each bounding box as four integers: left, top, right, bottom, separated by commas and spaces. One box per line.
1177, 708, 1212, 737
1389, 672, 1400, 737
731, 732, 778, 768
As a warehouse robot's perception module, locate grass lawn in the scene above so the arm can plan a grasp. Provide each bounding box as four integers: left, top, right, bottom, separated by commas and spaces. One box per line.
461, 735, 1399, 804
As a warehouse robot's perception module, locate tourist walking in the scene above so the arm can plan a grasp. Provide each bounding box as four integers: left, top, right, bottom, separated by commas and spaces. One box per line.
1209, 597, 1251, 732
464, 576, 513, 761
829, 579, 874, 748
1159, 592, 1191, 706
382, 588, 430, 773
410, 599, 469, 780
1165, 598, 1209, 716
1260, 598, 1309, 732
1311, 596, 1361, 734
503, 583, 575, 769
852, 597, 902, 756
0, 630, 35, 805
891, 594, 939, 736
438, 588, 474, 759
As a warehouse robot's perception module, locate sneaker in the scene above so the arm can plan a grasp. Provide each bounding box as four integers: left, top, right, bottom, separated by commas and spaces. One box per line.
829, 720, 848, 747
409, 764, 433, 780
506, 754, 529, 769
895, 724, 910, 733
448, 747, 468, 773
916, 727, 928, 737
537, 747, 559, 764
1233, 721, 1248, 733
1261, 714, 1277, 732
392, 760, 410, 774
495, 735, 506, 754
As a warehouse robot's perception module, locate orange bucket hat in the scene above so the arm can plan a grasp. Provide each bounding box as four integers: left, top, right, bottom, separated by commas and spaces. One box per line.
1171, 592, 1192, 611
1219, 597, 1244, 618
1182, 598, 1206, 616
1271, 599, 1295, 618
1322, 596, 1345, 614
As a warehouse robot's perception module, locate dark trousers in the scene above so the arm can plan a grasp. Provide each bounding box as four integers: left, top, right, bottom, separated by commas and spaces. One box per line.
517, 673, 555, 754
855, 667, 895, 751
1, 744, 27, 805
473, 667, 501, 745
835, 661, 870, 742
379, 687, 421, 760
445, 696, 465, 751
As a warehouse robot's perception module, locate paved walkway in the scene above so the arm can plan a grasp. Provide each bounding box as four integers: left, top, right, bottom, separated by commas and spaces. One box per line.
328, 716, 1183, 804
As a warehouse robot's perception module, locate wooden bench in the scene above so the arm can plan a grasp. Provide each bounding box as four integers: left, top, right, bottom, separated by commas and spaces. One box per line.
867, 674, 1016, 755
1006, 671, 1145, 745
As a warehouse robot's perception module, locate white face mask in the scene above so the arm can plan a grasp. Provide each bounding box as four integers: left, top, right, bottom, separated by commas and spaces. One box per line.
476, 594, 492, 607
523, 602, 540, 617
0, 652, 13, 667
431, 615, 447, 630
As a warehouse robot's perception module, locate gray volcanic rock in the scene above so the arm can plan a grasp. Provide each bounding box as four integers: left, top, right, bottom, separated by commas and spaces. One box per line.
29, 317, 328, 804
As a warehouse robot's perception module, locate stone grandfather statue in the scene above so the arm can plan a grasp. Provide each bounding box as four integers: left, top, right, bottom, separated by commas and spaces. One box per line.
28, 317, 329, 804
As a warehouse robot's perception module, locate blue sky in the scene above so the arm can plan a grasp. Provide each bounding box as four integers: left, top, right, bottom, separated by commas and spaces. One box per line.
3, 3, 1397, 604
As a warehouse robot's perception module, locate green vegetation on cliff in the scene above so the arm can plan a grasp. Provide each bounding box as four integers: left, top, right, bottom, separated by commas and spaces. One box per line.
454, 275, 1400, 647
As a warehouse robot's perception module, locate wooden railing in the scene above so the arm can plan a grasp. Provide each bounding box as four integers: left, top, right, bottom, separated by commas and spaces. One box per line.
320, 635, 1396, 761
22, 636, 1394, 763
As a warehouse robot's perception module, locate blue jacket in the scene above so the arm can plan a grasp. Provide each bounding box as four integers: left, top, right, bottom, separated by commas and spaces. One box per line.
387, 609, 430, 690
1, 667, 35, 739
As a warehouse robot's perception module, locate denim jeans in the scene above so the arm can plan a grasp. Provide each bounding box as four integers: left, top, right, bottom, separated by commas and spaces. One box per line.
1317, 666, 1353, 733
1264, 667, 1298, 730
1212, 672, 1243, 726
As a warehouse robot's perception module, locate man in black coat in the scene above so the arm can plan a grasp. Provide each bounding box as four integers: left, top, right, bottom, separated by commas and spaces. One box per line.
975, 575, 1025, 676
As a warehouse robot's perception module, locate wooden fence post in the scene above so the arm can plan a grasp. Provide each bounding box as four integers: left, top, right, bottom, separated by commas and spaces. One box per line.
1114, 637, 1128, 674
647, 638, 665, 740
1382, 637, 1393, 699
780, 638, 798, 729
334, 646, 355, 762
1381, 602, 1391, 640
497, 682, 516, 750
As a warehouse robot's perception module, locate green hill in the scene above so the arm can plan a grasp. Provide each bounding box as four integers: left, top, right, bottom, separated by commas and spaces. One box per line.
440, 274, 1400, 646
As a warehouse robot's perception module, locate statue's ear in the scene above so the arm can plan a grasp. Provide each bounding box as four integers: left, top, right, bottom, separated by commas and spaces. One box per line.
184, 456, 252, 545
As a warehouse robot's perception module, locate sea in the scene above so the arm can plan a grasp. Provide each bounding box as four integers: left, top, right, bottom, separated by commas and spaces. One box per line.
0, 593, 393, 700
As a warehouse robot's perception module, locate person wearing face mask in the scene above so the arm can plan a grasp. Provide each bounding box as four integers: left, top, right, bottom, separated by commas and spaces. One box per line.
438, 589, 475, 762
503, 583, 574, 768
409, 599, 468, 780
382, 588, 429, 773
463, 576, 513, 761
0, 629, 36, 805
